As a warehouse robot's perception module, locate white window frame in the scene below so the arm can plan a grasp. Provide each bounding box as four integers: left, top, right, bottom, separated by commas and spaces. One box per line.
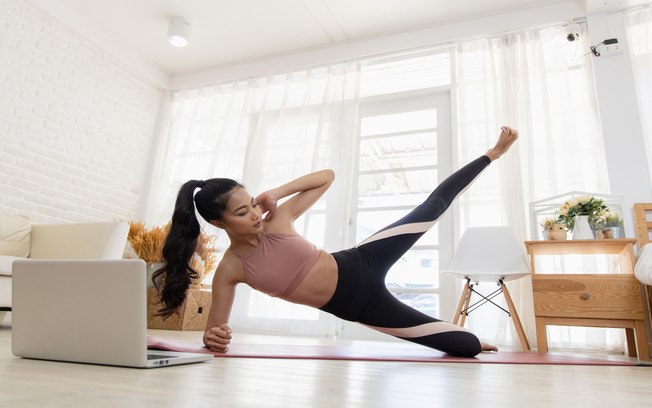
340, 87, 454, 341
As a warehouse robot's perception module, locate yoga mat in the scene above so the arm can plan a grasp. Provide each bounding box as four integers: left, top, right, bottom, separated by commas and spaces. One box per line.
147, 336, 650, 366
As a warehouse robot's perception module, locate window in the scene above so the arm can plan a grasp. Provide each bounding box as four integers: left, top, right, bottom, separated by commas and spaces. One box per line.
355, 95, 447, 314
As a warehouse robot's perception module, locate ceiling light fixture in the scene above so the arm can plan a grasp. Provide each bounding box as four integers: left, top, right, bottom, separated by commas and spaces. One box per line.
167, 17, 191, 47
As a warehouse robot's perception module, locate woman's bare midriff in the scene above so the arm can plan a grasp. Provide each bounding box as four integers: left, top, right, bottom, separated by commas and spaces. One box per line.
282, 250, 338, 308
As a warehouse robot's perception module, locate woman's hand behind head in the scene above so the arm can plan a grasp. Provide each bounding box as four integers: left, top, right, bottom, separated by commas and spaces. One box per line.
255, 191, 278, 221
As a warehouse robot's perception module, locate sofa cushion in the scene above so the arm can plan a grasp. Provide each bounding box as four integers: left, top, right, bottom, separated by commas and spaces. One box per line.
0, 275, 11, 307
29, 222, 129, 259
0, 214, 31, 258
0, 255, 21, 276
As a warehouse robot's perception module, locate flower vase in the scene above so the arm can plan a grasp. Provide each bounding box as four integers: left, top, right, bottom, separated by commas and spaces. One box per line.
572, 215, 593, 240
602, 226, 624, 239
547, 224, 567, 240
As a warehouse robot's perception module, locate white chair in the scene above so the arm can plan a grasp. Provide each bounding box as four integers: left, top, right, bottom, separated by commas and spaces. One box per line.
443, 226, 531, 351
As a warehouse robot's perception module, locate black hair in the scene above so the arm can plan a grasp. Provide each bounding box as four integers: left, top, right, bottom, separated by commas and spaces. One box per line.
153, 178, 243, 318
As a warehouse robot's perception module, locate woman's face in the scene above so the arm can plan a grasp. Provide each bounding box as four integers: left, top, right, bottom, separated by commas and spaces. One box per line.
214, 187, 263, 235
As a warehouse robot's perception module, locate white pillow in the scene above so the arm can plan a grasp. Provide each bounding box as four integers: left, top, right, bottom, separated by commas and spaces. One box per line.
634, 243, 652, 286
0, 214, 31, 258
0, 255, 22, 276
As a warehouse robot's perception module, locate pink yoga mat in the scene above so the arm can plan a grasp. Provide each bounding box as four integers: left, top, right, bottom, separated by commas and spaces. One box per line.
147, 336, 648, 366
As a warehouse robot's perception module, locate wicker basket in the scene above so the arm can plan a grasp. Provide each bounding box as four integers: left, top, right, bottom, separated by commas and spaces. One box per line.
146, 287, 212, 331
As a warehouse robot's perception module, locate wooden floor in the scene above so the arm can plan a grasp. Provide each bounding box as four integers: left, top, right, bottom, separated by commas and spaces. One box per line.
1, 324, 651, 408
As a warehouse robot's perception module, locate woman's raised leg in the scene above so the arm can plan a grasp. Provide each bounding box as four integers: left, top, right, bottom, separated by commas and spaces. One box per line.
356, 126, 518, 275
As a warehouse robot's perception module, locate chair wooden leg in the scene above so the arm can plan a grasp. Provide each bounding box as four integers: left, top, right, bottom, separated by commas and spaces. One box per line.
501, 282, 530, 352
459, 284, 473, 327
452, 282, 470, 326
646, 285, 652, 352
646, 285, 652, 321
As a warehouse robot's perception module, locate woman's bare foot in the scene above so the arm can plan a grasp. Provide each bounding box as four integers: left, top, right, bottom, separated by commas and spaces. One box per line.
485, 126, 519, 161
481, 342, 498, 352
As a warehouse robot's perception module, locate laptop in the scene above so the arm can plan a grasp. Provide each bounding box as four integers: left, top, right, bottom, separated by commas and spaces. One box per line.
12, 259, 213, 368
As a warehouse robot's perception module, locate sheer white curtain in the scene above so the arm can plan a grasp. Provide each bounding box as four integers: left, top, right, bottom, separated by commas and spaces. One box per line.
144, 63, 361, 335
454, 24, 617, 351
625, 8, 652, 181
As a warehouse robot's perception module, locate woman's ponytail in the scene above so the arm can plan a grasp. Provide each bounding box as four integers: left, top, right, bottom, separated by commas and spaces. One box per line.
154, 177, 242, 318
154, 180, 204, 318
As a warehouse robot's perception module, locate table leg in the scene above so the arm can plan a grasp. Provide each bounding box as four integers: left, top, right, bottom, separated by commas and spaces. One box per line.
535, 317, 548, 354
625, 328, 637, 357
635, 320, 650, 360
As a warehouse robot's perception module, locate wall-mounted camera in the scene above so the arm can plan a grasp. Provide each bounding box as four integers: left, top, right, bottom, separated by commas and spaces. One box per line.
565, 23, 582, 42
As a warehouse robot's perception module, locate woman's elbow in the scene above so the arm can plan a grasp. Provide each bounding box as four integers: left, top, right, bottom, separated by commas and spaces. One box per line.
324, 169, 335, 184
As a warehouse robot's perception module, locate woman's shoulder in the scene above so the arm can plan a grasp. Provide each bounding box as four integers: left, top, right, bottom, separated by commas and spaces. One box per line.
214, 251, 246, 284
261, 215, 297, 235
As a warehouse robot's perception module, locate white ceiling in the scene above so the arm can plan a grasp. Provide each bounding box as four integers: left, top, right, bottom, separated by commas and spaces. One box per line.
30, 0, 650, 80
46, 0, 568, 75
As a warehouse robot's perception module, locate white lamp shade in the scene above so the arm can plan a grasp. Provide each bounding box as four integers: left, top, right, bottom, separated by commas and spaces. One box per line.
167, 17, 191, 47
443, 227, 530, 282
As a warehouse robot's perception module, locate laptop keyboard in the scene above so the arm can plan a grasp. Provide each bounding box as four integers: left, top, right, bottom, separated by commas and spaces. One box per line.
147, 354, 180, 360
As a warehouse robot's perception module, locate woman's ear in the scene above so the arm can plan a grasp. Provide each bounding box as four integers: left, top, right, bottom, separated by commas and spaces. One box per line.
210, 220, 225, 229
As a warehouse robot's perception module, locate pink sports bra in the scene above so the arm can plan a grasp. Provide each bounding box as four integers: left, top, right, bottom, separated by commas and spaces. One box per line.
229, 233, 321, 298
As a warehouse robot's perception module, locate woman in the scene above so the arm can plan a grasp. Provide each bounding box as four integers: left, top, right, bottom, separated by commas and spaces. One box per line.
155, 127, 519, 357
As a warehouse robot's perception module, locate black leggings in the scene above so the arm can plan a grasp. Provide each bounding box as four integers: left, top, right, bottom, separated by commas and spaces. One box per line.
320, 155, 491, 357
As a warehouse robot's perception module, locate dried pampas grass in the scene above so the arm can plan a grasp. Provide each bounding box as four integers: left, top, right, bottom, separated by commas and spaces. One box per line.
127, 220, 218, 286
191, 231, 218, 286
127, 221, 170, 263
128, 221, 146, 242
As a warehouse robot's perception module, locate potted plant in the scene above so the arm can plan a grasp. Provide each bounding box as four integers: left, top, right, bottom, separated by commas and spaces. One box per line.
601, 212, 624, 239
126, 221, 217, 287
539, 217, 567, 240
556, 196, 609, 240
126, 220, 218, 331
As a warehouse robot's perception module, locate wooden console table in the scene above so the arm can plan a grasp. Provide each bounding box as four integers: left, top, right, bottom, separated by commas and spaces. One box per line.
524, 239, 649, 360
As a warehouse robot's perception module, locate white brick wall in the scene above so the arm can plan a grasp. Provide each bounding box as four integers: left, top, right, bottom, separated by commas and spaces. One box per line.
0, 0, 164, 224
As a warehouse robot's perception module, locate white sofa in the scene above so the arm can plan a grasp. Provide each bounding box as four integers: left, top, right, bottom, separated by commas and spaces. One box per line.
0, 220, 129, 317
